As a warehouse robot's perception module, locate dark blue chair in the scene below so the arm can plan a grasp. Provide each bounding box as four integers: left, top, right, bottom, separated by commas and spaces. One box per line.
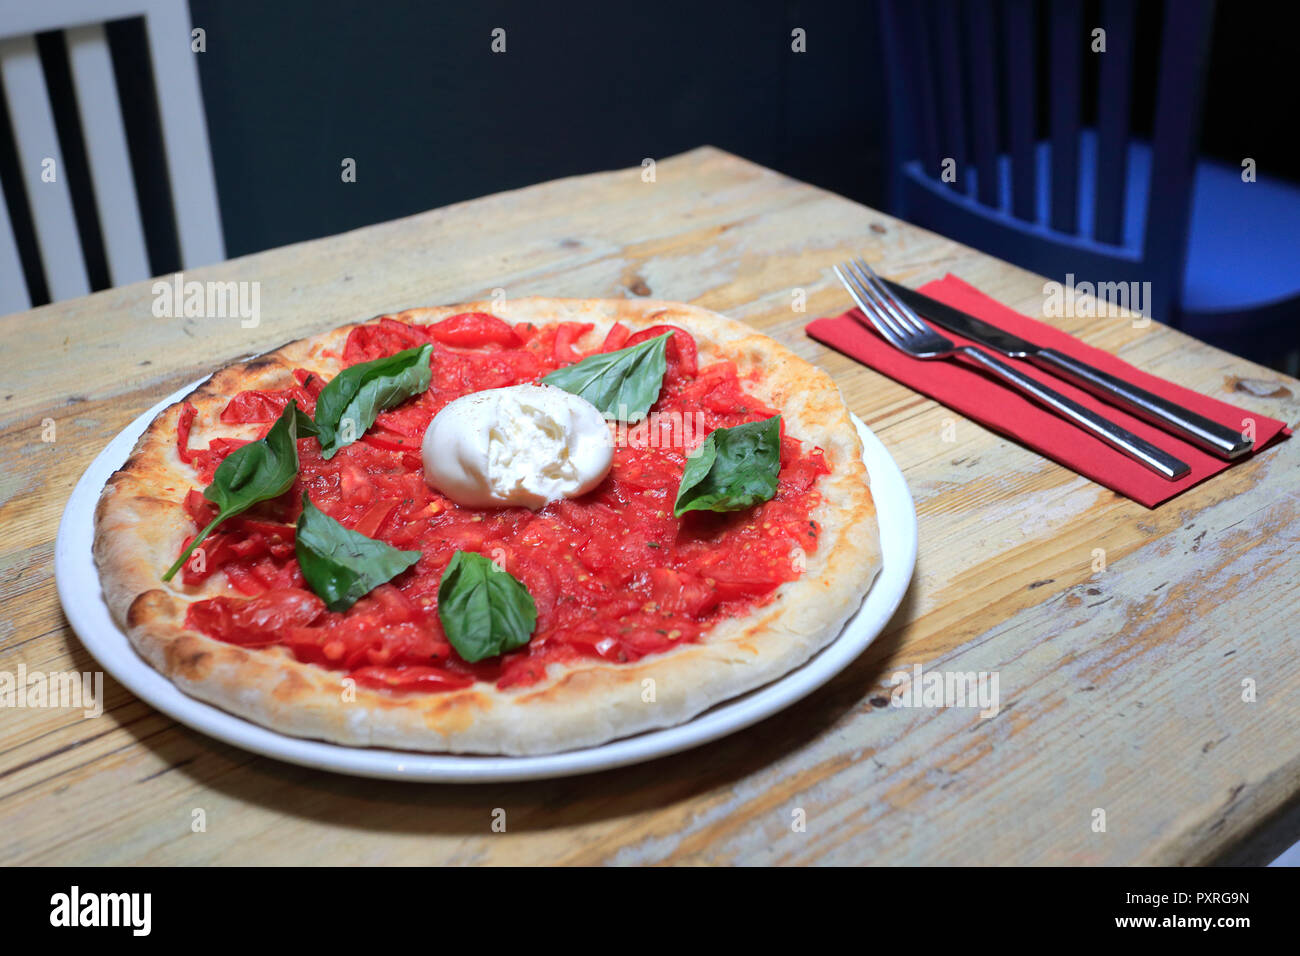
878, 0, 1300, 364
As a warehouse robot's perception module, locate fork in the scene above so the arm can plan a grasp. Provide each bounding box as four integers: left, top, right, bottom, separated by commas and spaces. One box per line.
834, 258, 1190, 480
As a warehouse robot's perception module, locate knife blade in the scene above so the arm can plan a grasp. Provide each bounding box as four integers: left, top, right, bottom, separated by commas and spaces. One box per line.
882, 279, 1253, 460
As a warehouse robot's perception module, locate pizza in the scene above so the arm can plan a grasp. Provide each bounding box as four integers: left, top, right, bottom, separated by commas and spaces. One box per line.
93, 298, 880, 755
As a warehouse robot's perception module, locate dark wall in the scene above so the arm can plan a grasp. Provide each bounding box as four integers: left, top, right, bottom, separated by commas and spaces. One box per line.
189, 0, 886, 259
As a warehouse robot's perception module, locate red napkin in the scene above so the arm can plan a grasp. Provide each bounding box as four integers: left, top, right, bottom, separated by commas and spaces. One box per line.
807, 274, 1292, 507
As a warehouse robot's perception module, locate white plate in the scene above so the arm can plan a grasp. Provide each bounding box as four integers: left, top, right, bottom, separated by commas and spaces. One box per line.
55, 381, 916, 782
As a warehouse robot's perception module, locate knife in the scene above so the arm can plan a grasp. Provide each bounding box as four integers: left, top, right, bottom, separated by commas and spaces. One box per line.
883, 279, 1253, 460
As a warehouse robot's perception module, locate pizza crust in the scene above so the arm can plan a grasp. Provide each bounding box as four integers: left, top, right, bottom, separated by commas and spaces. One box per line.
94, 298, 881, 755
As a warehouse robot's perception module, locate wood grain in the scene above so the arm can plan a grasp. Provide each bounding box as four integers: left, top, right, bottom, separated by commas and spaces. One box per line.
1, 147, 1296, 865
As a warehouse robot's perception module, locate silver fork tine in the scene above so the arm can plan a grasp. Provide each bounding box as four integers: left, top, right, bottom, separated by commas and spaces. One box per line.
855, 257, 928, 337
832, 264, 906, 348
850, 260, 924, 346
841, 260, 911, 342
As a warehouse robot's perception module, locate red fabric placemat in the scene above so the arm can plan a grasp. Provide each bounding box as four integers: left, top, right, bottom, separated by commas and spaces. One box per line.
806, 274, 1292, 507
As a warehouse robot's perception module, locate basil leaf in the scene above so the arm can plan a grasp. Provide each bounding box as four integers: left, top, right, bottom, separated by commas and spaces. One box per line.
288, 402, 320, 438
295, 494, 421, 612
673, 414, 782, 517
437, 551, 537, 663
314, 343, 432, 458
162, 400, 310, 581
540, 331, 670, 422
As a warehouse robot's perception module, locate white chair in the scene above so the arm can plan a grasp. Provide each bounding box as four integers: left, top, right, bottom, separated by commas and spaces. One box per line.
0, 0, 223, 314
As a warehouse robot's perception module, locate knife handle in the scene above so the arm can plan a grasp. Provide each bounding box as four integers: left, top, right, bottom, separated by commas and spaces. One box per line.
1029, 349, 1253, 460
960, 347, 1191, 481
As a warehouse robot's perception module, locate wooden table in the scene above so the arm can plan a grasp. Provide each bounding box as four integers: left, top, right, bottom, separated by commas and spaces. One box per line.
2, 147, 1297, 865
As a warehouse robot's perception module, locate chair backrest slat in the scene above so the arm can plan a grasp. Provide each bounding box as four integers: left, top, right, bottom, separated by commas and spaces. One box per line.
143, 0, 224, 270
1003, 0, 1038, 222
0, 34, 91, 301
933, 0, 967, 193
963, 0, 999, 207
1144, 0, 1214, 284
1093, 0, 1137, 244
877, 0, 910, 214
1049, 0, 1083, 234
0, 174, 31, 313
66, 23, 150, 287
900, 1, 942, 180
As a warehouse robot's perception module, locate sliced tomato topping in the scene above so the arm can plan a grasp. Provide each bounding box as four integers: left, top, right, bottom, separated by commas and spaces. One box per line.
343, 319, 427, 363
643, 567, 720, 618
354, 499, 399, 538
183, 488, 216, 525
425, 312, 522, 349
185, 588, 324, 646
553, 321, 594, 362
337, 462, 375, 506
178, 516, 298, 588
293, 367, 324, 398
186, 437, 252, 484
600, 322, 632, 352
176, 402, 197, 464
220, 388, 308, 424
361, 428, 417, 453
